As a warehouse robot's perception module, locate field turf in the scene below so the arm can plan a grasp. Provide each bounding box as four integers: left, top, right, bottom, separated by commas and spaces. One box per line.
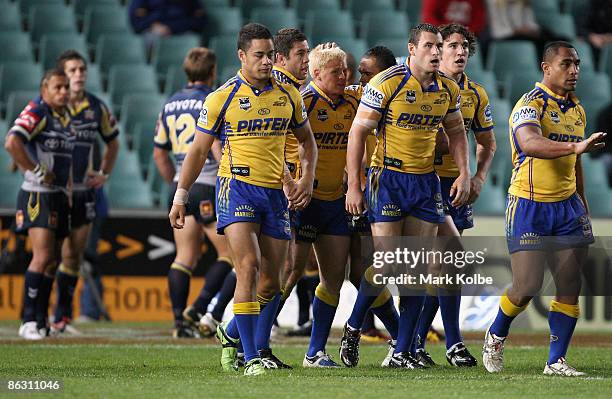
0, 321, 610, 398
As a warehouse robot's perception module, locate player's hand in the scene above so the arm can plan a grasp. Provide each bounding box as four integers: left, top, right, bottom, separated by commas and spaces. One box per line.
86, 171, 108, 189
283, 178, 298, 209
467, 175, 484, 204
450, 173, 470, 207
346, 185, 365, 215
321, 42, 337, 49
290, 176, 313, 210
169, 204, 186, 229
573, 132, 607, 154
29, 164, 55, 185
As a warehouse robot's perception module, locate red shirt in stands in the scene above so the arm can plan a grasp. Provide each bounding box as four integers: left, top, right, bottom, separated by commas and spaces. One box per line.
421, 0, 486, 35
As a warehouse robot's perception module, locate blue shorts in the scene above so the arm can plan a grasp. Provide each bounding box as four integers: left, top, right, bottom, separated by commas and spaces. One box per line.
216, 177, 291, 240
71, 188, 96, 228
366, 167, 445, 224
294, 197, 352, 242
15, 190, 71, 239
505, 193, 594, 254
169, 183, 216, 225
440, 176, 474, 230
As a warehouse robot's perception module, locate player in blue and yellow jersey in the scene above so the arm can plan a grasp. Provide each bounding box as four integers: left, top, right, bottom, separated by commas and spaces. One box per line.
5, 69, 74, 340
169, 23, 317, 376
343, 24, 471, 369
50, 51, 120, 335
412, 24, 496, 368
483, 42, 606, 376
153, 48, 234, 339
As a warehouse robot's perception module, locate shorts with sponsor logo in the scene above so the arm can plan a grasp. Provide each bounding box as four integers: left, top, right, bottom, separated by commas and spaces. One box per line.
294, 197, 352, 242
505, 193, 594, 254
71, 189, 96, 228
216, 177, 291, 240
15, 189, 70, 239
366, 167, 445, 224
440, 176, 474, 230
168, 183, 216, 225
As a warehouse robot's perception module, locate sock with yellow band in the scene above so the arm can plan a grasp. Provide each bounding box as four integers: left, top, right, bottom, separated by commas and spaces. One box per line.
395, 294, 425, 354
347, 266, 384, 330
255, 293, 281, 351
370, 288, 399, 340
35, 273, 55, 329
233, 301, 260, 362
54, 263, 79, 321
489, 293, 530, 337
192, 258, 233, 315
307, 284, 339, 357
168, 262, 192, 328
413, 293, 439, 352
548, 300, 579, 365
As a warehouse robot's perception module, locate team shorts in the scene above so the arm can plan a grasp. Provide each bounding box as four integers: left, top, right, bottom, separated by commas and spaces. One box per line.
71, 188, 96, 228
439, 176, 474, 230
169, 183, 216, 225
216, 177, 291, 240
505, 193, 594, 254
366, 167, 445, 224
15, 189, 70, 239
294, 197, 352, 242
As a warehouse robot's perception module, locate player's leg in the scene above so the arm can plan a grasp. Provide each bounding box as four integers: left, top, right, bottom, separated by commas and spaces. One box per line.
304, 234, 350, 368
204, 269, 236, 335
286, 246, 316, 336
168, 215, 201, 338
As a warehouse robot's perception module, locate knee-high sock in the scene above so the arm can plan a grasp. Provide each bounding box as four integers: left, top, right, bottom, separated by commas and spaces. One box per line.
489, 293, 530, 337
54, 264, 79, 321
395, 294, 425, 355
23, 271, 43, 323
35, 274, 55, 328
210, 270, 236, 322
233, 302, 260, 362
296, 277, 311, 326
413, 294, 439, 351
548, 300, 579, 365
347, 268, 383, 330
307, 284, 339, 357
439, 289, 462, 349
362, 310, 375, 331
255, 293, 281, 351
192, 258, 233, 315
168, 262, 191, 327
370, 288, 399, 340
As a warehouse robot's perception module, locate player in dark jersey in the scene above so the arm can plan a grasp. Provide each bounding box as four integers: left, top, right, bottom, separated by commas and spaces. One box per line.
5, 69, 74, 340
154, 47, 233, 338
51, 51, 120, 335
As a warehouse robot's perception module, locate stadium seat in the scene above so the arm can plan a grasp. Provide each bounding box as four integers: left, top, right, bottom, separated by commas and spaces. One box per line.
398, 0, 423, 23
292, 0, 340, 21
202, 7, 242, 46
304, 10, 355, 46
489, 98, 511, 128
95, 34, 147, 75
39, 33, 88, 70
0, 32, 34, 65
575, 72, 611, 105
146, 156, 166, 206
582, 155, 609, 187
467, 44, 485, 73
85, 63, 104, 95
107, 178, 155, 209
132, 122, 156, 173
335, 38, 367, 59
28, 4, 77, 45
209, 36, 240, 73
467, 69, 498, 98
537, 13, 576, 41
0, 3, 21, 32
151, 34, 201, 77
580, 100, 607, 135
0, 62, 42, 111
73, 0, 119, 23
83, 6, 131, 45
504, 70, 542, 105
361, 11, 409, 47
375, 38, 408, 59
585, 185, 612, 217
18, 0, 62, 14
348, 0, 395, 23
533, 0, 560, 19
219, 65, 240, 87
4, 90, 38, 127
568, 41, 594, 72
107, 65, 159, 112
472, 180, 506, 215
250, 7, 299, 35
235, 0, 285, 19
487, 41, 539, 83
203, 0, 231, 7
164, 66, 188, 96
119, 93, 165, 139
0, 173, 22, 208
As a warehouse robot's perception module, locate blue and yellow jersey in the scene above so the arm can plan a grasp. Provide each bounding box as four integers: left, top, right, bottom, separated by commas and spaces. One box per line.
68, 92, 118, 190
360, 63, 462, 174
272, 66, 304, 176
508, 82, 586, 202
196, 71, 308, 189
9, 97, 74, 192
303, 83, 361, 201
155, 84, 218, 186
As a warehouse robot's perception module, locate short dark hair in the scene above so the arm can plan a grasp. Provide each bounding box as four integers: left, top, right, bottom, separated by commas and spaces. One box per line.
439, 23, 477, 58
409, 23, 439, 46
274, 28, 307, 57
363, 46, 397, 70
543, 41, 576, 62
56, 50, 87, 71
238, 23, 273, 52
183, 47, 216, 82
40, 68, 67, 89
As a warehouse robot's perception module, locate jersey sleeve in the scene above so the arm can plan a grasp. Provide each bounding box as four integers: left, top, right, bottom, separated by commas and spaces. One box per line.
99, 100, 119, 142
510, 95, 542, 133
472, 85, 495, 133
360, 72, 395, 113
288, 85, 308, 129
153, 111, 171, 150
196, 91, 225, 137
9, 100, 47, 142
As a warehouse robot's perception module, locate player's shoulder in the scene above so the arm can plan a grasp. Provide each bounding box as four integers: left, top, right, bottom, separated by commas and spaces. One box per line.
84, 91, 111, 111
466, 79, 490, 97
275, 79, 301, 98
206, 77, 240, 102
516, 86, 545, 110
343, 84, 362, 104
370, 64, 407, 86
439, 74, 460, 92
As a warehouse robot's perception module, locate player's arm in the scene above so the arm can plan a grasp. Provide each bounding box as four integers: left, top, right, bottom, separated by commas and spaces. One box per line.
442, 110, 470, 206
515, 126, 606, 158
346, 105, 381, 215
211, 138, 222, 162
5, 122, 54, 185
575, 155, 589, 214
88, 137, 119, 189
469, 131, 496, 204
292, 121, 317, 209
153, 147, 175, 183
435, 128, 450, 156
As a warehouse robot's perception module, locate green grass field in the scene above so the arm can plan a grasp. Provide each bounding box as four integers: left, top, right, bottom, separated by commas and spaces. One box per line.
0, 321, 610, 399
